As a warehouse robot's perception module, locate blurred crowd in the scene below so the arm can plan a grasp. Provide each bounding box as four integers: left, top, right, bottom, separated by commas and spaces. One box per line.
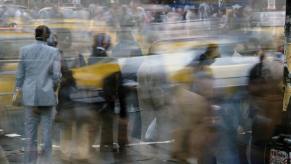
0, 1, 267, 29
0, 1, 287, 164
15, 26, 283, 164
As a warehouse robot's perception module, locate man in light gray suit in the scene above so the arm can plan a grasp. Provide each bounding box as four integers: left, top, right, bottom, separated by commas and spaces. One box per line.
15, 25, 61, 164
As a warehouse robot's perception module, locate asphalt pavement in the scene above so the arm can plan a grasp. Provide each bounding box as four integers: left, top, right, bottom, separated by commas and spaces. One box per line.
0, 106, 181, 164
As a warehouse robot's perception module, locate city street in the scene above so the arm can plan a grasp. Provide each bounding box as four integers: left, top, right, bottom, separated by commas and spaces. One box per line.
0, 0, 288, 163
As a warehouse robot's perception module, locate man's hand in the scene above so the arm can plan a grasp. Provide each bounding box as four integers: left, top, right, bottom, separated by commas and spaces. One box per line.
15, 87, 21, 92
12, 88, 21, 106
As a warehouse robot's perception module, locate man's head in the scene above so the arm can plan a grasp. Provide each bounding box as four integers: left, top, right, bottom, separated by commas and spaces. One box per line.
93, 33, 111, 50
248, 55, 283, 96
199, 43, 220, 65
35, 25, 51, 42
205, 44, 220, 59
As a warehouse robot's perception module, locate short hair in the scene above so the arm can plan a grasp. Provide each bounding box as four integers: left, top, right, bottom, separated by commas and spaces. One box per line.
35, 25, 51, 41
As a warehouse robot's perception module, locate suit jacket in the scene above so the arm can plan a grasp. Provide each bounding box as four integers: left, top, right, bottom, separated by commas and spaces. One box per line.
15, 41, 61, 106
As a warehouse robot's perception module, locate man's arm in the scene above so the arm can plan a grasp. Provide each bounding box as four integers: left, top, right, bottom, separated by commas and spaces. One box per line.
15, 48, 25, 90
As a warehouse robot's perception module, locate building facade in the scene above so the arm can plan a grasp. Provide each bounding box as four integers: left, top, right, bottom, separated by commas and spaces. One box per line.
11, 0, 286, 9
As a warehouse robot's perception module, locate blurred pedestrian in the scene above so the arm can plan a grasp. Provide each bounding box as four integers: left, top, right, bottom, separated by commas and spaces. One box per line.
170, 68, 216, 163
87, 33, 128, 152
88, 3, 97, 19
248, 53, 284, 164
49, 32, 92, 162
111, 31, 142, 77
177, 43, 239, 164
89, 33, 120, 152
199, 2, 210, 20
103, 3, 118, 26
15, 25, 61, 164
88, 33, 111, 64
112, 31, 143, 140
207, 89, 248, 164
185, 6, 197, 22
138, 54, 171, 142
188, 43, 221, 67
129, 1, 147, 29
101, 70, 128, 152
232, 90, 253, 164
217, 8, 228, 28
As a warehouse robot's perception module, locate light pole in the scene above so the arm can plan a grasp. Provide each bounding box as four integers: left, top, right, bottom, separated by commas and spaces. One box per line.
283, 0, 291, 112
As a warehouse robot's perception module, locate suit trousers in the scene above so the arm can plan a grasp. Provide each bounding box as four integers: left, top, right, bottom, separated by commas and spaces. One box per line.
24, 106, 53, 164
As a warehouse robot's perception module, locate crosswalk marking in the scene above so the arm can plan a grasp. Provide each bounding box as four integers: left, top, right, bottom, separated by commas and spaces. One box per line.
5, 134, 21, 138
91, 140, 174, 149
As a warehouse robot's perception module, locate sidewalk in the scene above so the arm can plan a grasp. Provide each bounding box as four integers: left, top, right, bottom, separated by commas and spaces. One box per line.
0, 132, 176, 164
